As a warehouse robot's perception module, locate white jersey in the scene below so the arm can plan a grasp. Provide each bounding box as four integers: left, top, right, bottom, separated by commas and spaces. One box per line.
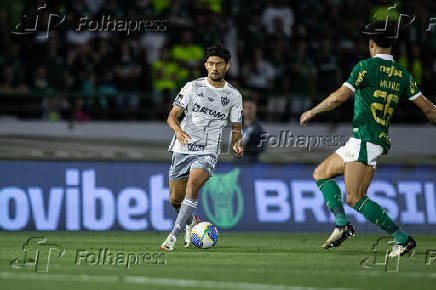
168, 77, 243, 156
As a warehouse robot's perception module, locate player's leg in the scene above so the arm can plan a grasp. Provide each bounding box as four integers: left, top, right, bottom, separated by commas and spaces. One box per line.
345, 146, 416, 257
169, 179, 199, 247
316, 140, 359, 249
161, 153, 192, 250
313, 152, 348, 227
169, 179, 187, 212
161, 154, 215, 250
165, 168, 209, 248
170, 168, 209, 239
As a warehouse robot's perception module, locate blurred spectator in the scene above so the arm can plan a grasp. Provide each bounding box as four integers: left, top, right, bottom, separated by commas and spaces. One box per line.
152, 47, 188, 94
0, 65, 28, 93
261, 0, 294, 38
171, 30, 204, 67
32, 65, 52, 92
242, 48, 275, 92
289, 40, 314, 122
239, 98, 265, 162
314, 38, 341, 97
73, 99, 91, 122
411, 44, 423, 85
114, 41, 142, 110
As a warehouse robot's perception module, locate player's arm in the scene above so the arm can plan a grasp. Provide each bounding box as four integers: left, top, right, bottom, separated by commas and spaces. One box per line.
412, 95, 436, 124
232, 123, 243, 158
230, 92, 243, 158
300, 85, 353, 127
167, 106, 191, 145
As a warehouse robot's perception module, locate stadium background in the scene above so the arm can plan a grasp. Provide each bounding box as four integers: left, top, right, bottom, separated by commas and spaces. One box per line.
0, 0, 435, 233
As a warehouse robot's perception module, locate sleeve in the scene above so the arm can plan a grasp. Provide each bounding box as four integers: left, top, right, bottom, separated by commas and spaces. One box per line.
230, 92, 243, 123
173, 82, 193, 111
343, 61, 367, 93
403, 74, 422, 101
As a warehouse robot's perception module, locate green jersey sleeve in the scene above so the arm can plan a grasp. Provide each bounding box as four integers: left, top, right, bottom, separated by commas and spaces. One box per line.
344, 61, 368, 92
403, 74, 422, 101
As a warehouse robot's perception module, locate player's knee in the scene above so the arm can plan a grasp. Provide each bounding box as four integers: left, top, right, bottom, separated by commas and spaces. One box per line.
313, 166, 325, 181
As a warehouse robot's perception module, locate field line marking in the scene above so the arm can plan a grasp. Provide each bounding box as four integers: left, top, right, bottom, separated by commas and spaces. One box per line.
0, 271, 356, 290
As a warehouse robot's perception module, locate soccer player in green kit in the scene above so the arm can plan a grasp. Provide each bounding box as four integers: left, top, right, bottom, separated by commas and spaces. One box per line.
300, 22, 436, 257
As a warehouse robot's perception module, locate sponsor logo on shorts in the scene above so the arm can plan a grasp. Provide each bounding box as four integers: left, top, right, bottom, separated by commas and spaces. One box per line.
187, 144, 206, 151
345, 152, 355, 158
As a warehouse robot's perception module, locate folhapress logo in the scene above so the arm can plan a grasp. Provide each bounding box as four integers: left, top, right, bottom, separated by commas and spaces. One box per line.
0, 169, 173, 231
9, 237, 64, 272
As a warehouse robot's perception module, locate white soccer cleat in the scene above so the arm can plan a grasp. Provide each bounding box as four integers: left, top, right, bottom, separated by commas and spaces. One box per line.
388, 236, 416, 258
160, 233, 176, 251
322, 223, 355, 249
184, 216, 200, 248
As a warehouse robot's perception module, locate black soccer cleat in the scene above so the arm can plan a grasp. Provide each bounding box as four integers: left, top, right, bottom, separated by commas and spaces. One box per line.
322, 223, 355, 249
389, 236, 416, 257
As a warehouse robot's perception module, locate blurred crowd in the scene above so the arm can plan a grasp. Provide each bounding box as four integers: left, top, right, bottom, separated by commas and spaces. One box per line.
0, 0, 435, 123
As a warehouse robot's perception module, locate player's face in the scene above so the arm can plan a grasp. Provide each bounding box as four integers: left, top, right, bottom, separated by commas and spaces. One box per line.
205, 56, 230, 82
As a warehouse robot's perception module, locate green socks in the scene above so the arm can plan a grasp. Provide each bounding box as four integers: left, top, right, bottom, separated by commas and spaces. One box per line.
354, 196, 409, 244
316, 179, 348, 226
316, 179, 409, 244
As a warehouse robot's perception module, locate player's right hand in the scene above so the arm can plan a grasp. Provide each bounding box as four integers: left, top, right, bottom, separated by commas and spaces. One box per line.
175, 128, 191, 146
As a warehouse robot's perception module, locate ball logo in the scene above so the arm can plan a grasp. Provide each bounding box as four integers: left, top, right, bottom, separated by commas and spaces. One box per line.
201, 168, 243, 228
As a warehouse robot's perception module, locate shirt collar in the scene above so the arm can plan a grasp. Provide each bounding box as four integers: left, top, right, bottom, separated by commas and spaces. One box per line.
374, 54, 394, 61
205, 78, 227, 90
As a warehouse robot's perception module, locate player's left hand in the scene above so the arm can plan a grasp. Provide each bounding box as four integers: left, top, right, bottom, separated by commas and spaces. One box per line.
233, 143, 243, 158
300, 110, 315, 127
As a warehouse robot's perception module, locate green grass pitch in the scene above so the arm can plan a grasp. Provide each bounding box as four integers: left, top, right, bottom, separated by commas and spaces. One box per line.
0, 231, 435, 290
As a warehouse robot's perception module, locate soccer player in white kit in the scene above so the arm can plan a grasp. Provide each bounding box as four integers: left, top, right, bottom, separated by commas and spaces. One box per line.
160, 45, 243, 250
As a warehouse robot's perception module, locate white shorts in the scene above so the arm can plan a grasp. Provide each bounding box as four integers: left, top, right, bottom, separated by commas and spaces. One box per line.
335, 137, 383, 169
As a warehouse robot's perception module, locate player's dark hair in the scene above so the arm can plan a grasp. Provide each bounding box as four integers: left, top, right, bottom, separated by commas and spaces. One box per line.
205, 44, 231, 63
362, 21, 397, 48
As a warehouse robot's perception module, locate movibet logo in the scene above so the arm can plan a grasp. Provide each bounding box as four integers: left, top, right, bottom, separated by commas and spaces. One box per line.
201, 168, 243, 228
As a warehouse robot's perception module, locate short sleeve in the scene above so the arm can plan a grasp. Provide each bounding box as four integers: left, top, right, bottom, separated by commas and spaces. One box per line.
404, 74, 422, 101
230, 93, 243, 123
344, 61, 368, 93
173, 82, 193, 111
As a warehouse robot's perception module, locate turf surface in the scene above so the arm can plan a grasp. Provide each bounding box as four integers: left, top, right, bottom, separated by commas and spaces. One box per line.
0, 232, 435, 290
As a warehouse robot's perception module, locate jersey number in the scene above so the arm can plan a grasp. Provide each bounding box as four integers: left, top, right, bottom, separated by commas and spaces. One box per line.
370, 90, 399, 126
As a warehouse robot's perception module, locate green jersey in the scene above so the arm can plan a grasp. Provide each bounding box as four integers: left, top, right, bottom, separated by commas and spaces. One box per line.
344, 54, 421, 153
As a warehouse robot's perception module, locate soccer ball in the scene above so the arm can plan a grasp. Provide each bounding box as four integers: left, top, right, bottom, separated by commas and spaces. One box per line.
191, 222, 219, 249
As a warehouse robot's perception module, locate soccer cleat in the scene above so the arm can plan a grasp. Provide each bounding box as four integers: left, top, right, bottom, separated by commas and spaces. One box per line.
184, 216, 200, 248
322, 223, 355, 249
160, 233, 176, 251
388, 236, 416, 258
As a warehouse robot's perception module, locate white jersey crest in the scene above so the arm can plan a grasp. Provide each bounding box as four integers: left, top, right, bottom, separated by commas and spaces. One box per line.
169, 77, 242, 156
